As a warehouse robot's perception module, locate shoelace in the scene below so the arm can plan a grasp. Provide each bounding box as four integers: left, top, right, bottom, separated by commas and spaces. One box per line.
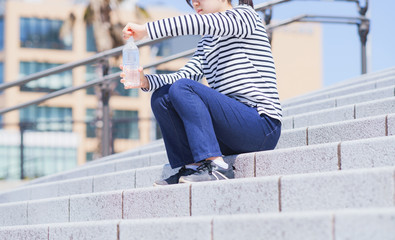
178, 166, 186, 173
196, 161, 213, 174
178, 166, 189, 175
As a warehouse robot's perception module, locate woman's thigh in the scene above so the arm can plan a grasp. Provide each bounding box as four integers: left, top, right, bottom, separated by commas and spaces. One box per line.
170, 79, 281, 154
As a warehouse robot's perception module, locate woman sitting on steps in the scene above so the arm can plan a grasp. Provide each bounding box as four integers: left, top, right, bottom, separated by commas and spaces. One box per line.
120, 0, 282, 185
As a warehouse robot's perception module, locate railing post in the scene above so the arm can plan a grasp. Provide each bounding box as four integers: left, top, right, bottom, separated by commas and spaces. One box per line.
357, 0, 369, 75
263, 8, 274, 43
19, 122, 26, 180
357, 0, 368, 16
99, 59, 112, 157
358, 18, 369, 75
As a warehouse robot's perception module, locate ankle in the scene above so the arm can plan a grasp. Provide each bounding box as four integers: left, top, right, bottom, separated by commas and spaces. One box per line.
206, 157, 228, 169
206, 156, 224, 162
185, 164, 199, 171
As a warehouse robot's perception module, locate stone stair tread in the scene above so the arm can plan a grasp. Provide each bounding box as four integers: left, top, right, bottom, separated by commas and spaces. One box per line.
283, 75, 395, 109
23, 140, 165, 185
21, 150, 168, 187
1, 134, 394, 204
282, 67, 395, 107
82, 139, 165, 167
0, 165, 394, 227
278, 113, 394, 148
282, 96, 395, 129
1, 208, 394, 240
19, 110, 395, 188
14, 83, 394, 188
282, 85, 395, 117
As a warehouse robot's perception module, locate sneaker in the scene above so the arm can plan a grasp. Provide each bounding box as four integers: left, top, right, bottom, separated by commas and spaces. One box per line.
178, 160, 234, 183
153, 166, 197, 186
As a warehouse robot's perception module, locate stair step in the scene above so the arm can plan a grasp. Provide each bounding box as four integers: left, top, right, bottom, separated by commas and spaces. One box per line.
283, 74, 394, 109
83, 139, 165, 167
0, 166, 394, 227
23, 150, 168, 186
0, 220, 119, 240
282, 85, 395, 117
16, 91, 395, 188
282, 67, 395, 107
282, 97, 395, 129
264, 135, 395, 177
17, 110, 395, 189
1, 208, 394, 240
0, 164, 177, 204
278, 113, 393, 149
1, 133, 394, 205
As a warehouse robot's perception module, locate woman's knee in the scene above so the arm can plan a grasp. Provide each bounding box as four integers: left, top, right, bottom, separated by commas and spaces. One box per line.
169, 78, 194, 100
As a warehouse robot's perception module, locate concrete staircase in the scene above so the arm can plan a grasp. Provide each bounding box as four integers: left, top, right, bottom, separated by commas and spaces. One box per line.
0, 67, 394, 239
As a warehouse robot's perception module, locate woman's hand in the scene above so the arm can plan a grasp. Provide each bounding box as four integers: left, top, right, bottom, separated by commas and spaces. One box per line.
122, 23, 148, 41
120, 65, 150, 89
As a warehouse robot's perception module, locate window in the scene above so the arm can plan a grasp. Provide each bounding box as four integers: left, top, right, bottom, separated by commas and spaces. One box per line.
86, 152, 94, 162
0, 145, 20, 180
86, 24, 97, 52
86, 109, 139, 139
0, 145, 77, 180
0, 17, 4, 50
113, 110, 139, 139
23, 146, 77, 178
20, 17, 72, 50
19, 106, 73, 132
19, 61, 72, 92
86, 108, 96, 138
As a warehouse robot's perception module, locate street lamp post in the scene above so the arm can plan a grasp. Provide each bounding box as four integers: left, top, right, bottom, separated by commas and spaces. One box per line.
258, 0, 370, 75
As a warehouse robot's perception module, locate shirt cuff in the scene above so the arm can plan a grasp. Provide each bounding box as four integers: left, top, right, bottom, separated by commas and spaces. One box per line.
141, 74, 157, 92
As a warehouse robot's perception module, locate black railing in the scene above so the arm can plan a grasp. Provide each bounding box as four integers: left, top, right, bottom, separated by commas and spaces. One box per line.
257, 0, 369, 74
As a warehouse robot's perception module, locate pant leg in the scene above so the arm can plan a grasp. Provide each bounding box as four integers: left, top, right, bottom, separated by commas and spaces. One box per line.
168, 78, 281, 161
151, 85, 195, 168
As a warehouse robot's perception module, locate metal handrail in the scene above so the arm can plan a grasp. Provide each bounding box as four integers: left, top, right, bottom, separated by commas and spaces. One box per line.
255, 0, 368, 27
0, 37, 170, 91
266, 14, 367, 29
255, 0, 361, 12
255, 0, 369, 74
265, 13, 369, 74
0, 48, 195, 115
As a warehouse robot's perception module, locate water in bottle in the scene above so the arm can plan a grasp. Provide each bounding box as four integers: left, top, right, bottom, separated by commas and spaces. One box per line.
122, 37, 140, 87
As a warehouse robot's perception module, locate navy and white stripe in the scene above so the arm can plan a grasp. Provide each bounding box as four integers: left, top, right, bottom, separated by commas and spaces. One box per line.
144, 5, 282, 122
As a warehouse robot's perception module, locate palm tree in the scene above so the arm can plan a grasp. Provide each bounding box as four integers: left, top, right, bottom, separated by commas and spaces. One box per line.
62, 0, 150, 159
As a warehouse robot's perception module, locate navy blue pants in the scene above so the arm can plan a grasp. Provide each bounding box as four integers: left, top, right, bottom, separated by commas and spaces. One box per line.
151, 78, 281, 168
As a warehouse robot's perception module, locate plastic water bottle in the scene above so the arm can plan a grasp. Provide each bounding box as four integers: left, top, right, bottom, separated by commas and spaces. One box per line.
122, 37, 140, 87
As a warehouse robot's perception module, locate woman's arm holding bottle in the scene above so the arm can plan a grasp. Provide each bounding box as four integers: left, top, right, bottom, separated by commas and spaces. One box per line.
120, 66, 150, 90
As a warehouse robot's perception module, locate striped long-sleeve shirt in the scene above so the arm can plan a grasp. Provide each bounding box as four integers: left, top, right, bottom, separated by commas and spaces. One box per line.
144, 5, 282, 122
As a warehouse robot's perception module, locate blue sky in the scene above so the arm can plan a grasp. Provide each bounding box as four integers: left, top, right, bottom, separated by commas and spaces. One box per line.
137, 0, 395, 87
